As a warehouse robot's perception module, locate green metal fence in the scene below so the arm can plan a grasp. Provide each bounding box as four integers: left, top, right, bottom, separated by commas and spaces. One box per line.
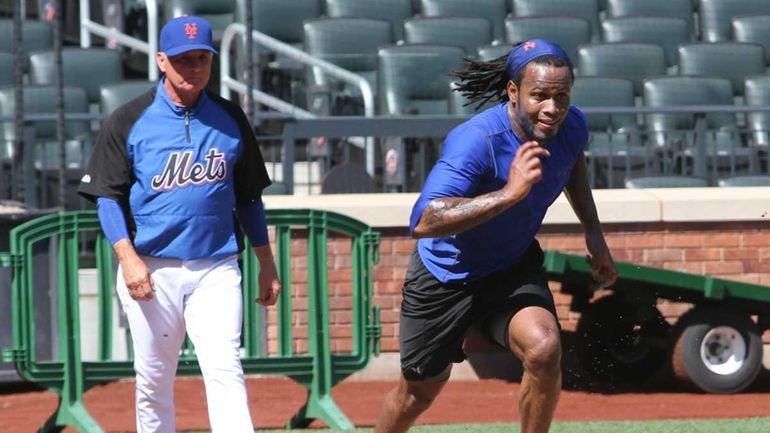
0, 209, 381, 433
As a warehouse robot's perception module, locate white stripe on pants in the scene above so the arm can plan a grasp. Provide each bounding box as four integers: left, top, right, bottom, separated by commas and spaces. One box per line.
116, 255, 254, 433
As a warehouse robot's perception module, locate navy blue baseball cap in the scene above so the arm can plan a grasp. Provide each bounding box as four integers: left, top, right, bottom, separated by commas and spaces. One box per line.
159, 16, 218, 57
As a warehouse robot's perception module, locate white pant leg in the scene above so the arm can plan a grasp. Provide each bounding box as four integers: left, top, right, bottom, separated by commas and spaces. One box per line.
183, 256, 254, 433
117, 258, 187, 433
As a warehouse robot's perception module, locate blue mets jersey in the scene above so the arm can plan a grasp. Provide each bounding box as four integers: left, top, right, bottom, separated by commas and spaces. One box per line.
79, 80, 271, 260
410, 102, 588, 283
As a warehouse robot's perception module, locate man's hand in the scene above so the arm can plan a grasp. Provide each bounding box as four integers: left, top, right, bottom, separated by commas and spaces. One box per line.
504, 141, 550, 201
585, 232, 617, 289
113, 238, 154, 301
253, 244, 281, 306
257, 264, 281, 306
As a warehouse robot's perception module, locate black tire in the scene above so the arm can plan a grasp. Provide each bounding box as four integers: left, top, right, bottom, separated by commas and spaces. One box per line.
577, 295, 670, 383
671, 308, 763, 394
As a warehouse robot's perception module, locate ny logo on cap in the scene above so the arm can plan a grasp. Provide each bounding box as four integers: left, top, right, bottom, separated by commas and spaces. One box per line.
523, 41, 536, 52
184, 22, 198, 40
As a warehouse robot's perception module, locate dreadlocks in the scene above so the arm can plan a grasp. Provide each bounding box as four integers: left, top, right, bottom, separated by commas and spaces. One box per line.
450, 48, 573, 111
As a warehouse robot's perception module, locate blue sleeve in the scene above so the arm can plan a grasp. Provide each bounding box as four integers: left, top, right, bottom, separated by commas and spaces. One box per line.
409, 125, 492, 236
96, 197, 129, 245
236, 199, 269, 247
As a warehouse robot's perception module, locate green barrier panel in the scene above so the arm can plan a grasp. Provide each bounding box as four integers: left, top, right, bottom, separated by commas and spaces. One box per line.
0, 209, 381, 433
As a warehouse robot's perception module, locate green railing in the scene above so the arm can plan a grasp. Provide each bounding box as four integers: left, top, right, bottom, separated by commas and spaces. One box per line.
0, 209, 381, 433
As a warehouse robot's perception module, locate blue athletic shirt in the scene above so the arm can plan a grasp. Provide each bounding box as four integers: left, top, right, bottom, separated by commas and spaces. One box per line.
79, 80, 271, 260
410, 102, 588, 283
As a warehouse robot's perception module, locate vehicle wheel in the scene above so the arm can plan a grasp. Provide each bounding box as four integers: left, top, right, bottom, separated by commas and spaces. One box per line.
671, 308, 762, 394
577, 295, 670, 383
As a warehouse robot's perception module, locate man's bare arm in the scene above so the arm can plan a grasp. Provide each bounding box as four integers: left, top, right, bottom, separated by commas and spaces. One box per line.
413, 141, 549, 238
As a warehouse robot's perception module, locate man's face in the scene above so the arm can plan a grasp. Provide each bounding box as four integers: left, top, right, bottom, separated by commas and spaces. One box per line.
157, 50, 213, 95
507, 63, 572, 144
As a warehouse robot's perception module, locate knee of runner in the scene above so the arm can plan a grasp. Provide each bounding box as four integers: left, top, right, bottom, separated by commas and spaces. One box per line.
521, 329, 561, 374
401, 384, 440, 413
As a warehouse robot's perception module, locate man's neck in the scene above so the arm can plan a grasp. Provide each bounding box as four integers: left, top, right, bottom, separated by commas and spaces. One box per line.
164, 79, 201, 106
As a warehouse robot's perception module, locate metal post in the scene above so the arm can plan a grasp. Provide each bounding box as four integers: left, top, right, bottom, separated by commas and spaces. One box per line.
244, 0, 255, 122
12, 0, 24, 202
53, 0, 66, 209
693, 114, 708, 179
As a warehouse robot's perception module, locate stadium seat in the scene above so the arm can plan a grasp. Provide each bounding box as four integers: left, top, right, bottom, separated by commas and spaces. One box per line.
571, 77, 649, 188
326, 0, 414, 41
320, 161, 376, 193
644, 76, 749, 176
699, 0, 770, 42
0, 85, 91, 208
377, 44, 464, 115
28, 48, 123, 105
404, 17, 493, 57
238, 0, 322, 48
0, 19, 53, 54
718, 175, 770, 187
744, 75, 770, 148
419, 0, 507, 42
477, 44, 512, 61
504, 16, 591, 64
303, 18, 392, 114
678, 42, 765, 96
606, 0, 695, 35
0, 52, 13, 87
601, 17, 690, 68
164, 0, 235, 44
511, 0, 601, 42
732, 15, 770, 64
577, 43, 666, 96
625, 175, 709, 188
99, 81, 154, 116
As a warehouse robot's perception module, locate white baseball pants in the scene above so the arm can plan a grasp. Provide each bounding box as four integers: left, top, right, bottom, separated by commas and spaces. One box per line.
116, 255, 254, 433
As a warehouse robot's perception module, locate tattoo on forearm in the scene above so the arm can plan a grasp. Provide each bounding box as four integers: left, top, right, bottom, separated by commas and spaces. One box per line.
420, 191, 512, 236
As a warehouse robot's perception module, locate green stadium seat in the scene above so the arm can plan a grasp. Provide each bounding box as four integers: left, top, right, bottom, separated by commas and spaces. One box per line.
606, 0, 695, 35
404, 17, 493, 57
698, 0, 770, 42
744, 74, 770, 148
601, 17, 690, 68
303, 17, 392, 114
477, 44, 512, 62
0, 52, 13, 87
625, 175, 709, 188
99, 81, 154, 116
504, 16, 591, 64
419, 0, 508, 42
511, 0, 601, 42
571, 77, 649, 187
28, 48, 123, 105
326, 0, 414, 42
165, 0, 235, 44
377, 44, 464, 115
678, 42, 765, 96
0, 19, 53, 54
732, 15, 770, 64
718, 175, 770, 187
577, 43, 666, 96
0, 85, 91, 208
238, 0, 322, 48
644, 76, 749, 176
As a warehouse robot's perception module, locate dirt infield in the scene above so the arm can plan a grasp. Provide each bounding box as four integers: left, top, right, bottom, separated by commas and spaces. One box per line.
3, 373, 770, 433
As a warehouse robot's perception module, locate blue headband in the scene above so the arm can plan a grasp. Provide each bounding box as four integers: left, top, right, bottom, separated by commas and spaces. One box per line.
505, 39, 573, 81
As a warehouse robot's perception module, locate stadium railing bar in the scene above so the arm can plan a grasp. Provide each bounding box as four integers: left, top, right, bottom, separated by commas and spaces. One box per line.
0, 209, 382, 432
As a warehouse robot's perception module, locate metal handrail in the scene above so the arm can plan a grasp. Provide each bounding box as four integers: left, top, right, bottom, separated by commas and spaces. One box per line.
220, 23, 378, 175
79, 0, 160, 81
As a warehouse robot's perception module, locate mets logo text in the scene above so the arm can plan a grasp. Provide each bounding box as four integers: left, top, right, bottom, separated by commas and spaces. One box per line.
184, 22, 198, 40
151, 149, 226, 191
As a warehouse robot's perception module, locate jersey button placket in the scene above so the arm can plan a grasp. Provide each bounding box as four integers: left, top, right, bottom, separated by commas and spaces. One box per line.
184, 110, 191, 143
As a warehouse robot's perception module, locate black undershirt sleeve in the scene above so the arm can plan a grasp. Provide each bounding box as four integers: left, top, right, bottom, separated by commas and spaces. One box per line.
210, 92, 272, 204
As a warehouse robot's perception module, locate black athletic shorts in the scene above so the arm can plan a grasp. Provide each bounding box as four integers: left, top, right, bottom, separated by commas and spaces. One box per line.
399, 240, 557, 381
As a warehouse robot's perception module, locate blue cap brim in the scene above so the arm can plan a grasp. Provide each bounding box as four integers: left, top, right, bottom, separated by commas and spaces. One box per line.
163, 44, 218, 57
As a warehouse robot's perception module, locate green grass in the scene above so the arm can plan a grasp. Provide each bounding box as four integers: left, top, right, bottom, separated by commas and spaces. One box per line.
223, 418, 770, 433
